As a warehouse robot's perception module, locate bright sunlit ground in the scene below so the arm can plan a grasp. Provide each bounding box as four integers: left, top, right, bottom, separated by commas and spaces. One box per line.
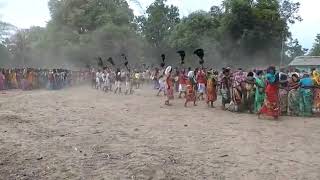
0, 86, 320, 179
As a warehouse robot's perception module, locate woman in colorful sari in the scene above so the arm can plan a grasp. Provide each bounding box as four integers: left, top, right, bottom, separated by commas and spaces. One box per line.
0, 70, 5, 90
206, 70, 217, 108
178, 69, 187, 98
21, 69, 28, 90
27, 70, 34, 90
232, 69, 246, 112
219, 68, 232, 110
243, 72, 256, 113
312, 71, 320, 116
254, 70, 265, 113
196, 69, 207, 101
299, 73, 313, 117
11, 70, 18, 89
165, 66, 174, 106
259, 66, 280, 119
185, 71, 197, 107
278, 73, 289, 115
287, 73, 300, 116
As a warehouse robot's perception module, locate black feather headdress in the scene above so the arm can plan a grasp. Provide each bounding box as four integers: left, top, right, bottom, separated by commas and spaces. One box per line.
194, 48, 204, 65
107, 57, 115, 66
160, 54, 166, 68
177, 50, 186, 65
97, 57, 104, 67
121, 53, 130, 71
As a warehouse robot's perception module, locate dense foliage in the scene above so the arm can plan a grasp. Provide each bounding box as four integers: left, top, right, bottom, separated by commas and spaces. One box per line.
0, 0, 317, 68
309, 34, 320, 56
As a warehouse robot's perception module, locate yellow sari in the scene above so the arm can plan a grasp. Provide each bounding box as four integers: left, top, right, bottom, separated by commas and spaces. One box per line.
312, 71, 320, 115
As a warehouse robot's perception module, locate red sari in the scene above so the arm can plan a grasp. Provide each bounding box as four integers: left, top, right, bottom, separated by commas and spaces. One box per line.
166, 76, 174, 100
207, 78, 217, 102
186, 80, 196, 102
260, 83, 280, 118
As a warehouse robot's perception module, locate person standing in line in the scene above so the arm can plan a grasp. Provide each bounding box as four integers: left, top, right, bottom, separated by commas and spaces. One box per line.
259, 66, 280, 119
299, 73, 314, 117
287, 73, 300, 116
165, 66, 174, 106
206, 70, 217, 108
185, 71, 197, 107
254, 70, 265, 113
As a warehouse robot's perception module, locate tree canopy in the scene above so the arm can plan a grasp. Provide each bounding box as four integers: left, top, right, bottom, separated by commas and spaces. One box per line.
1, 0, 309, 69
309, 34, 320, 56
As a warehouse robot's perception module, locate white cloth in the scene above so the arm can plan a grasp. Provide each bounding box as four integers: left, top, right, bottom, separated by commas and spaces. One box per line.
179, 84, 186, 92
188, 71, 194, 78
115, 81, 121, 88
198, 83, 206, 93
165, 66, 172, 76
159, 78, 166, 91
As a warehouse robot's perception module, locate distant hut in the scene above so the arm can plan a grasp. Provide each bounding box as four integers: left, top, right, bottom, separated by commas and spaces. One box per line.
289, 56, 320, 72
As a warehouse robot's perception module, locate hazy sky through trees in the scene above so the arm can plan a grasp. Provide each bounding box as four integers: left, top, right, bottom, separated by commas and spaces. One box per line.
0, 0, 319, 49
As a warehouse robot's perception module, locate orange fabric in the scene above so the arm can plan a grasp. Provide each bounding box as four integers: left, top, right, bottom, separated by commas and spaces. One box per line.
186, 80, 196, 101
207, 78, 217, 102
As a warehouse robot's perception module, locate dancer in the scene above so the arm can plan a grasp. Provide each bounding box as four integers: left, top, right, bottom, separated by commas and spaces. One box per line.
232, 69, 246, 112
254, 70, 265, 113
299, 73, 313, 117
220, 68, 232, 110
0, 70, 5, 91
279, 73, 289, 115
178, 69, 187, 98
259, 66, 280, 119
185, 71, 197, 107
243, 72, 255, 113
312, 71, 320, 116
157, 75, 166, 96
165, 66, 174, 105
287, 73, 300, 116
196, 68, 206, 100
114, 69, 122, 94
206, 70, 217, 108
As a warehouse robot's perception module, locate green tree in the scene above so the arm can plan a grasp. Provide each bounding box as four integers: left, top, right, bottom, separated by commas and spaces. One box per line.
0, 43, 10, 66
285, 38, 307, 63
210, 0, 302, 65
48, 0, 134, 33
137, 0, 180, 48
309, 34, 320, 56
0, 21, 16, 43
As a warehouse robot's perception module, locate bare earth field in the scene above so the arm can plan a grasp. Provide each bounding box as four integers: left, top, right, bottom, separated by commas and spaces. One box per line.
0, 86, 320, 180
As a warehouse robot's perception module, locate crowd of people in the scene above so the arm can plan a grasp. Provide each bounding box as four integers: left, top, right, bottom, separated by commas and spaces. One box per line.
2, 65, 320, 119
91, 68, 150, 95
0, 68, 90, 91
152, 65, 320, 119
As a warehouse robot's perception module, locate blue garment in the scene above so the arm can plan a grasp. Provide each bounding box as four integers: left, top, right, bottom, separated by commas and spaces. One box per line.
266, 73, 276, 84
300, 77, 313, 88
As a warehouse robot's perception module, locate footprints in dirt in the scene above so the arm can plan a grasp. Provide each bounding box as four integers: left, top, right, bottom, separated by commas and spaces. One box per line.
0, 113, 30, 125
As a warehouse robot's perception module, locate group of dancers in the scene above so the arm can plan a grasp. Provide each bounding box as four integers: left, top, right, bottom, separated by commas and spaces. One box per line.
156, 65, 320, 119
2, 63, 320, 120
89, 49, 320, 120
91, 68, 150, 95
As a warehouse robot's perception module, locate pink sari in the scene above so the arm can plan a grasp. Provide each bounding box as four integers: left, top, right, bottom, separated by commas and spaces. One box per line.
0, 72, 4, 90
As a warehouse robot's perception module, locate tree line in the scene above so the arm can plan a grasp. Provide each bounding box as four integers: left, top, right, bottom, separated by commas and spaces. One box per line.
0, 0, 320, 68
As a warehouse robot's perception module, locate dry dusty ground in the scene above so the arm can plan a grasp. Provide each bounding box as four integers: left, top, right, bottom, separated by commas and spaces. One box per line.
0, 85, 320, 180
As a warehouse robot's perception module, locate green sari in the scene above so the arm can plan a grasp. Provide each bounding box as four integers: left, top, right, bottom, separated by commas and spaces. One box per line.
299, 88, 313, 117
254, 77, 265, 113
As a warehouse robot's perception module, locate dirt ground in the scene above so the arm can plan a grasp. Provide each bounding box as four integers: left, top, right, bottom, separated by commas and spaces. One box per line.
0, 85, 320, 180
